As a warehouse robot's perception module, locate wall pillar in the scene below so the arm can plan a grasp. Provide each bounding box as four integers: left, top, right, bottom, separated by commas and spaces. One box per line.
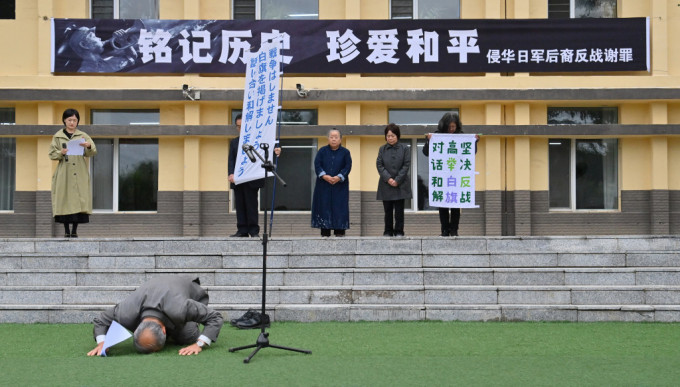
345, 103, 362, 236
183, 104, 201, 236
513, 103, 531, 235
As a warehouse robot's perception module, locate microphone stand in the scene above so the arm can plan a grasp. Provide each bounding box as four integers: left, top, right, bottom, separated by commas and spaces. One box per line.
229, 143, 311, 363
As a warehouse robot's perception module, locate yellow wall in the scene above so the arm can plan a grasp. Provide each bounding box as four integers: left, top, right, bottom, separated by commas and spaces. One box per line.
670, 138, 680, 190
620, 138, 652, 191
3, 0, 680, 200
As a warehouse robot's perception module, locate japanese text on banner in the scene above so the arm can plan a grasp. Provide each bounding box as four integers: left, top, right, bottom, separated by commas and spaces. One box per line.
234, 42, 281, 185
428, 133, 478, 209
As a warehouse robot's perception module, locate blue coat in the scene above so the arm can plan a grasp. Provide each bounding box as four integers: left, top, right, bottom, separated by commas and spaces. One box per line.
311, 145, 352, 230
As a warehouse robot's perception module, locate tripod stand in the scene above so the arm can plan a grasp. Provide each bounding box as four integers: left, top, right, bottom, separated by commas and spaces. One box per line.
229, 143, 312, 363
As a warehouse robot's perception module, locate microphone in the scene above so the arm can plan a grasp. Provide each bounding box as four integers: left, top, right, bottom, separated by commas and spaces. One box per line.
62, 143, 68, 162
242, 143, 256, 163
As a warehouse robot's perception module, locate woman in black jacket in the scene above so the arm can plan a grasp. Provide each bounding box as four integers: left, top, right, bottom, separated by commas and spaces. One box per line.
422, 112, 478, 236
376, 123, 412, 236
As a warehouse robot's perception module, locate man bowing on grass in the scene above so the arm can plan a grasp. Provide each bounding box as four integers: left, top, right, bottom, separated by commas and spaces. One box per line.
87, 275, 224, 356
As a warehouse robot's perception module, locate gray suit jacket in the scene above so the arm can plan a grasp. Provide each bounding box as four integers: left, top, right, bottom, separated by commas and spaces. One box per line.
93, 275, 223, 343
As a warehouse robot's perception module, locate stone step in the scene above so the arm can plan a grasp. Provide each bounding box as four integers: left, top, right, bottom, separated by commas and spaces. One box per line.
1, 236, 679, 255
1, 252, 680, 269
3, 285, 680, 306
3, 268, 680, 287
2, 304, 679, 324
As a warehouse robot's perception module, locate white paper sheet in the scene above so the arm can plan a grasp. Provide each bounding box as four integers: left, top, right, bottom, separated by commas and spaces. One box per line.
66, 138, 85, 156
101, 320, 132, 357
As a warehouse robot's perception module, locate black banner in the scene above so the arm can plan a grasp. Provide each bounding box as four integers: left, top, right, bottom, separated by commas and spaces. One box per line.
51, 18, 649, 74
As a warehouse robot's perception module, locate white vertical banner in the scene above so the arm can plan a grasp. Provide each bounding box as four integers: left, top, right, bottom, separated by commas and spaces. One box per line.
234, 42, 281, 185
428, 133, 478, 208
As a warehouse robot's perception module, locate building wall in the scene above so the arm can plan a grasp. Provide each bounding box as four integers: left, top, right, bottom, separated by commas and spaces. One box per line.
1, 0, 679, 237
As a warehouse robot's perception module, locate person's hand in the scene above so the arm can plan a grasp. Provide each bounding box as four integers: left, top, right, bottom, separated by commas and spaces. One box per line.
426, 133, 432, 140
274, 147, 281, 156
388, 178, 398, 187
61, 147, 68, 155
323, 175, 334, 184
475, 134, 480, 140
80, 141, 91, 149
87, 342, 105, 357
228, 174, 235, 184
178, 343, 202, 356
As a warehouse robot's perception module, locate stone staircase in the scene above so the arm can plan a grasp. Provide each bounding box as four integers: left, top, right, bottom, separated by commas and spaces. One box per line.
1, 236, 679, 324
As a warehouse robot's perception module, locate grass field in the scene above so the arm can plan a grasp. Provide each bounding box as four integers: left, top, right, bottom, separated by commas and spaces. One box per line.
1, 321, 679, 386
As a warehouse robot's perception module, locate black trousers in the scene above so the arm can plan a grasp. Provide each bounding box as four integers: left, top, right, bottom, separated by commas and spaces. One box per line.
439, 208, 461, 235
233, 184, 260, 235
383, 199, 405, 234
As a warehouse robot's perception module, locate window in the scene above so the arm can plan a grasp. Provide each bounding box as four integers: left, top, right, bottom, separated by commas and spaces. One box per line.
391, 0, 460, 19
91, 109, 160, 125
389, 108, 460, 211
232, 109, 318, 125
389, 109, 456, 125
548, 107, 618, 125
91, 0, 159, 19
548, 0, 616, 19
0, 1, 14, 19
548, 107, 619, 125
263, 138, 318, 211
233, 0, 319, 20
0, 108, 15, 125
0, 138, 15, 211
91, 110, 159, 212
549, 139, 618, 210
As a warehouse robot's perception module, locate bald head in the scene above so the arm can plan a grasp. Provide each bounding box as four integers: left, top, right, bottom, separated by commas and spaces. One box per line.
133, 319, 166, 354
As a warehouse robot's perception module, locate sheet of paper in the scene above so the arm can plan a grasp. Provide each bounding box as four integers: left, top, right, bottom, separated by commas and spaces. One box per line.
66, 138, 85, 156
101, 320, 132, 357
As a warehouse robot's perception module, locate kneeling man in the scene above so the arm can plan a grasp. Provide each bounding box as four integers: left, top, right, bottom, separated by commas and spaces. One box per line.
87, 275, 224, 356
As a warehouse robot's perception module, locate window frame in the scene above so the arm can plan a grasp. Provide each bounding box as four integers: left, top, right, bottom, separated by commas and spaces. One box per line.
548, 138, 620, 212
548, 0, 617, 19
90, 0, 159, 19
232, 0, 319, 20
390, 0, 461, 20
0, 138, 15, 212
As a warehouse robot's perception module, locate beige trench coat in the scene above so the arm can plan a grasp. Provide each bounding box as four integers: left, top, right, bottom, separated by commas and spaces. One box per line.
48, 129, 97, 216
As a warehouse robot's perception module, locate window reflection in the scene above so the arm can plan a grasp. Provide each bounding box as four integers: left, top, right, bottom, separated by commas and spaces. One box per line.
119, 139, 158, 211
0, 138, 15, 211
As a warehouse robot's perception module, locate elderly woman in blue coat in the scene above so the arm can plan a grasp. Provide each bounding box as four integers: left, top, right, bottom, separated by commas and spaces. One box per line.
311, 129, 352, 237
376, 123, 411, 236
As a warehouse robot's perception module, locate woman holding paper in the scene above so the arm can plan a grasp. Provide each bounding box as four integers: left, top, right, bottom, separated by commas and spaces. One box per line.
49, 108, 97, 238
423, 112, 479, 236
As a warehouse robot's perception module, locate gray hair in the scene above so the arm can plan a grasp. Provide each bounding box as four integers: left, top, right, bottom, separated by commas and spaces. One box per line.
328, 128, 342, 139
133, 319, 167, 354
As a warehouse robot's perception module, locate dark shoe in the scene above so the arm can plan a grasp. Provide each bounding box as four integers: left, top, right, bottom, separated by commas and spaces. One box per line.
249, 233, 260, 238
70, 233, 78, 238
440, 231, 450, 237
394, 232, 405, 237
230, 309, 257, 327
451, 232, 459, 237
320, 229, 331, 237
383, 231, 393, 237
64, 233, 71, 238
230, 232, 249, 237
236, 312, 271, 330
334, 230, 345, 237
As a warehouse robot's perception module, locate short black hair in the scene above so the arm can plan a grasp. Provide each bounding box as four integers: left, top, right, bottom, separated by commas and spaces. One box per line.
62, 108, 80, 126
234, 114, 242, 124
385, 123, 401, 140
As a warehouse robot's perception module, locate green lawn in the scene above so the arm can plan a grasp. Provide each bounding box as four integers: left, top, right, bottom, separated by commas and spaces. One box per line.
1, 321, 679, 386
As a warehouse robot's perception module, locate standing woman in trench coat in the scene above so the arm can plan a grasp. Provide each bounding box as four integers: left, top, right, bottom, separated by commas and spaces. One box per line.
49, 109, 97, 238
376, 123, 412, 237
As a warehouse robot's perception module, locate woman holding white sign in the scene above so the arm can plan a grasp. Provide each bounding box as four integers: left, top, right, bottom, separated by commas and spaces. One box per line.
376, 123, 412, 237
423, 112, 478, 236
